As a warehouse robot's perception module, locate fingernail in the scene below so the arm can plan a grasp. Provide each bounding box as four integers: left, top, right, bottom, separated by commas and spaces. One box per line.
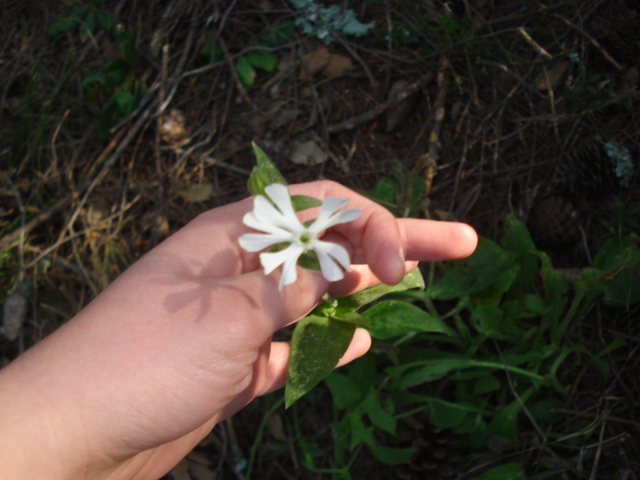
396, 246, 406, 277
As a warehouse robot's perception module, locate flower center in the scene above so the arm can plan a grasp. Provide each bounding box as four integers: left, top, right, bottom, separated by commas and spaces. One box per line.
296, 230, 316, 250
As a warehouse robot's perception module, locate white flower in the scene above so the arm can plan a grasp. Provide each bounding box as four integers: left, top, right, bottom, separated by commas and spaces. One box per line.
239, 183, 362, 290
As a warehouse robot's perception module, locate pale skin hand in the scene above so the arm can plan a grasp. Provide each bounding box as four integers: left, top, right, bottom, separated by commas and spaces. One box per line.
0, 181, 478, 480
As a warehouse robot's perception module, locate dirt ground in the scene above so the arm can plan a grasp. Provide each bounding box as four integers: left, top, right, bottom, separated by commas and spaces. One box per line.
1, 0, 639, 478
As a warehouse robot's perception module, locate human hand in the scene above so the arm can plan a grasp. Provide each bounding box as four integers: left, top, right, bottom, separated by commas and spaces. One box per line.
0, 181, 477, 480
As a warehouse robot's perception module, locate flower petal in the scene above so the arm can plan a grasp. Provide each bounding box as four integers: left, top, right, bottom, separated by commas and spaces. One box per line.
264, 183, 305, 231
243, 211, 293, 237
279, 245, 304, 290
315, 249, 345, 282
238, 233, 291, 252
259, 243, 303, 275
251, 195, 297, 232
309, 196, 362, 234
313, 197, 349, 226
315, 208, 363, 232
314, 240, 351, 270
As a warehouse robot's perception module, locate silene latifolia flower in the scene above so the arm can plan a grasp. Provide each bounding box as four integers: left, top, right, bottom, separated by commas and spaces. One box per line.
238, 183, 362, 290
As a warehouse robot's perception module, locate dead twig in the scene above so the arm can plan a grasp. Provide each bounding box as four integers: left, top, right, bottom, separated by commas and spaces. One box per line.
535, 1, 625, 72
327, 71, 435, 134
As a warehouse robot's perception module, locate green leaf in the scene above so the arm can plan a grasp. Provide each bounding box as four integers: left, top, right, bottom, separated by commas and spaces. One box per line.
82, 72, 105, 88
371, 176, 397, 208
199, 41, 223, 62
428, 398, 471, 429
83, 11, 97, 37
326, 371, 364, 409
236, 55, 256, 89
338, 268, 425, 310
501, 214, 539, 294
114, 87, 136, 115
362, 393, 396, 435
254, 19, 295, 47
362, 300, 449, 339
245, 51, 279, 73
285, 316, 356, 407
297, 249, 320, 272
248, 142, 287, 196
366, 442, 415, 465
474, 463, 526, 480
48, 6, 88, 35
291, 195, 323, 211
95, 11, 120, 31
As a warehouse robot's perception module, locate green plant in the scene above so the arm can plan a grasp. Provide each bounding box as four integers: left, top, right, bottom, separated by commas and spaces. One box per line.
200, 20, 295, 90
303, 191, 639, 476
246, 144, 446, 409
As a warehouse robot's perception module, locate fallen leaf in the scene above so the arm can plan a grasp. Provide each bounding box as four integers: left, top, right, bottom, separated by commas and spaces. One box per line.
434, 209, 452, 221
321, 53, 353, 78
267, 413, 288, 442
160, 109, 191, 146
385, 79, 417, 133
290, 139, 327, 165
2, 294, 27, 341
299, 48, 354, 80
535, 61, 571, 91
618, 67, 638, 95
180, 183, 216, 202
300, 47, 331, 80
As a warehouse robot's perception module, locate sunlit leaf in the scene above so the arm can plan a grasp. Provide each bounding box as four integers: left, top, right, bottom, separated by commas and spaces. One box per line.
339, 268, 424, 310
362, 300, 449, 339
285, 316, 356, 407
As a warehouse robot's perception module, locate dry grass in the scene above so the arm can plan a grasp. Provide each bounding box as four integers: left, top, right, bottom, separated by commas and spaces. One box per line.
1, 0, 639, 478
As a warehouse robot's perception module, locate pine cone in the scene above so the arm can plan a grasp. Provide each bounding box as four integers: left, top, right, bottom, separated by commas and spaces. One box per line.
526, 195, 582, 249
393, 411, 463, 480
554, 135, 628, 200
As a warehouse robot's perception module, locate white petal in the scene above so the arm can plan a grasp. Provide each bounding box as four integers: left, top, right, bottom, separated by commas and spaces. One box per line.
315, 249, 345, 282
280, 245, 304, 290
309, 196, 362, 234
243, 211, 292, 237
316, 208, 363, 231
259, 243, 303, 273
313, 197, 349, 228
264, 184, 304, 230
238, 233, 291, 252
314, 240, 351, 270
252, 195, 295, 231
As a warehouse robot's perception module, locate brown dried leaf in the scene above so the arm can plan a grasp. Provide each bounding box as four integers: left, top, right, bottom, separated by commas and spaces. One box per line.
180, 183, 216, 203
267, 413, 288, 442
535, 61, 571, 91
160, 109, 191, 146
290, 139, 327, 165
300, 47, 331, 80
321, 53, 354, 79
385, 79, 416, 133
619, 67, 638, 94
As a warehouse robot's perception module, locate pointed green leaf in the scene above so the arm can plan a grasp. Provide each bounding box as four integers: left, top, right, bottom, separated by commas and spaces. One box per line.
251, 142, 286, 186
245, 51, 279, 73
362, 300, 449, 339
236, 55, 256, 89
474, 464, 526, 480
338, 268, 425, 310
366, 442, 415, 465
291, 195, 323, 211
285, 316, 356, 407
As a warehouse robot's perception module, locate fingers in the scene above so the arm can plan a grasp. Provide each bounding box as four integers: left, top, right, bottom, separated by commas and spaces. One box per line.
399, 218, 478, 261
257, 328, 372, 396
